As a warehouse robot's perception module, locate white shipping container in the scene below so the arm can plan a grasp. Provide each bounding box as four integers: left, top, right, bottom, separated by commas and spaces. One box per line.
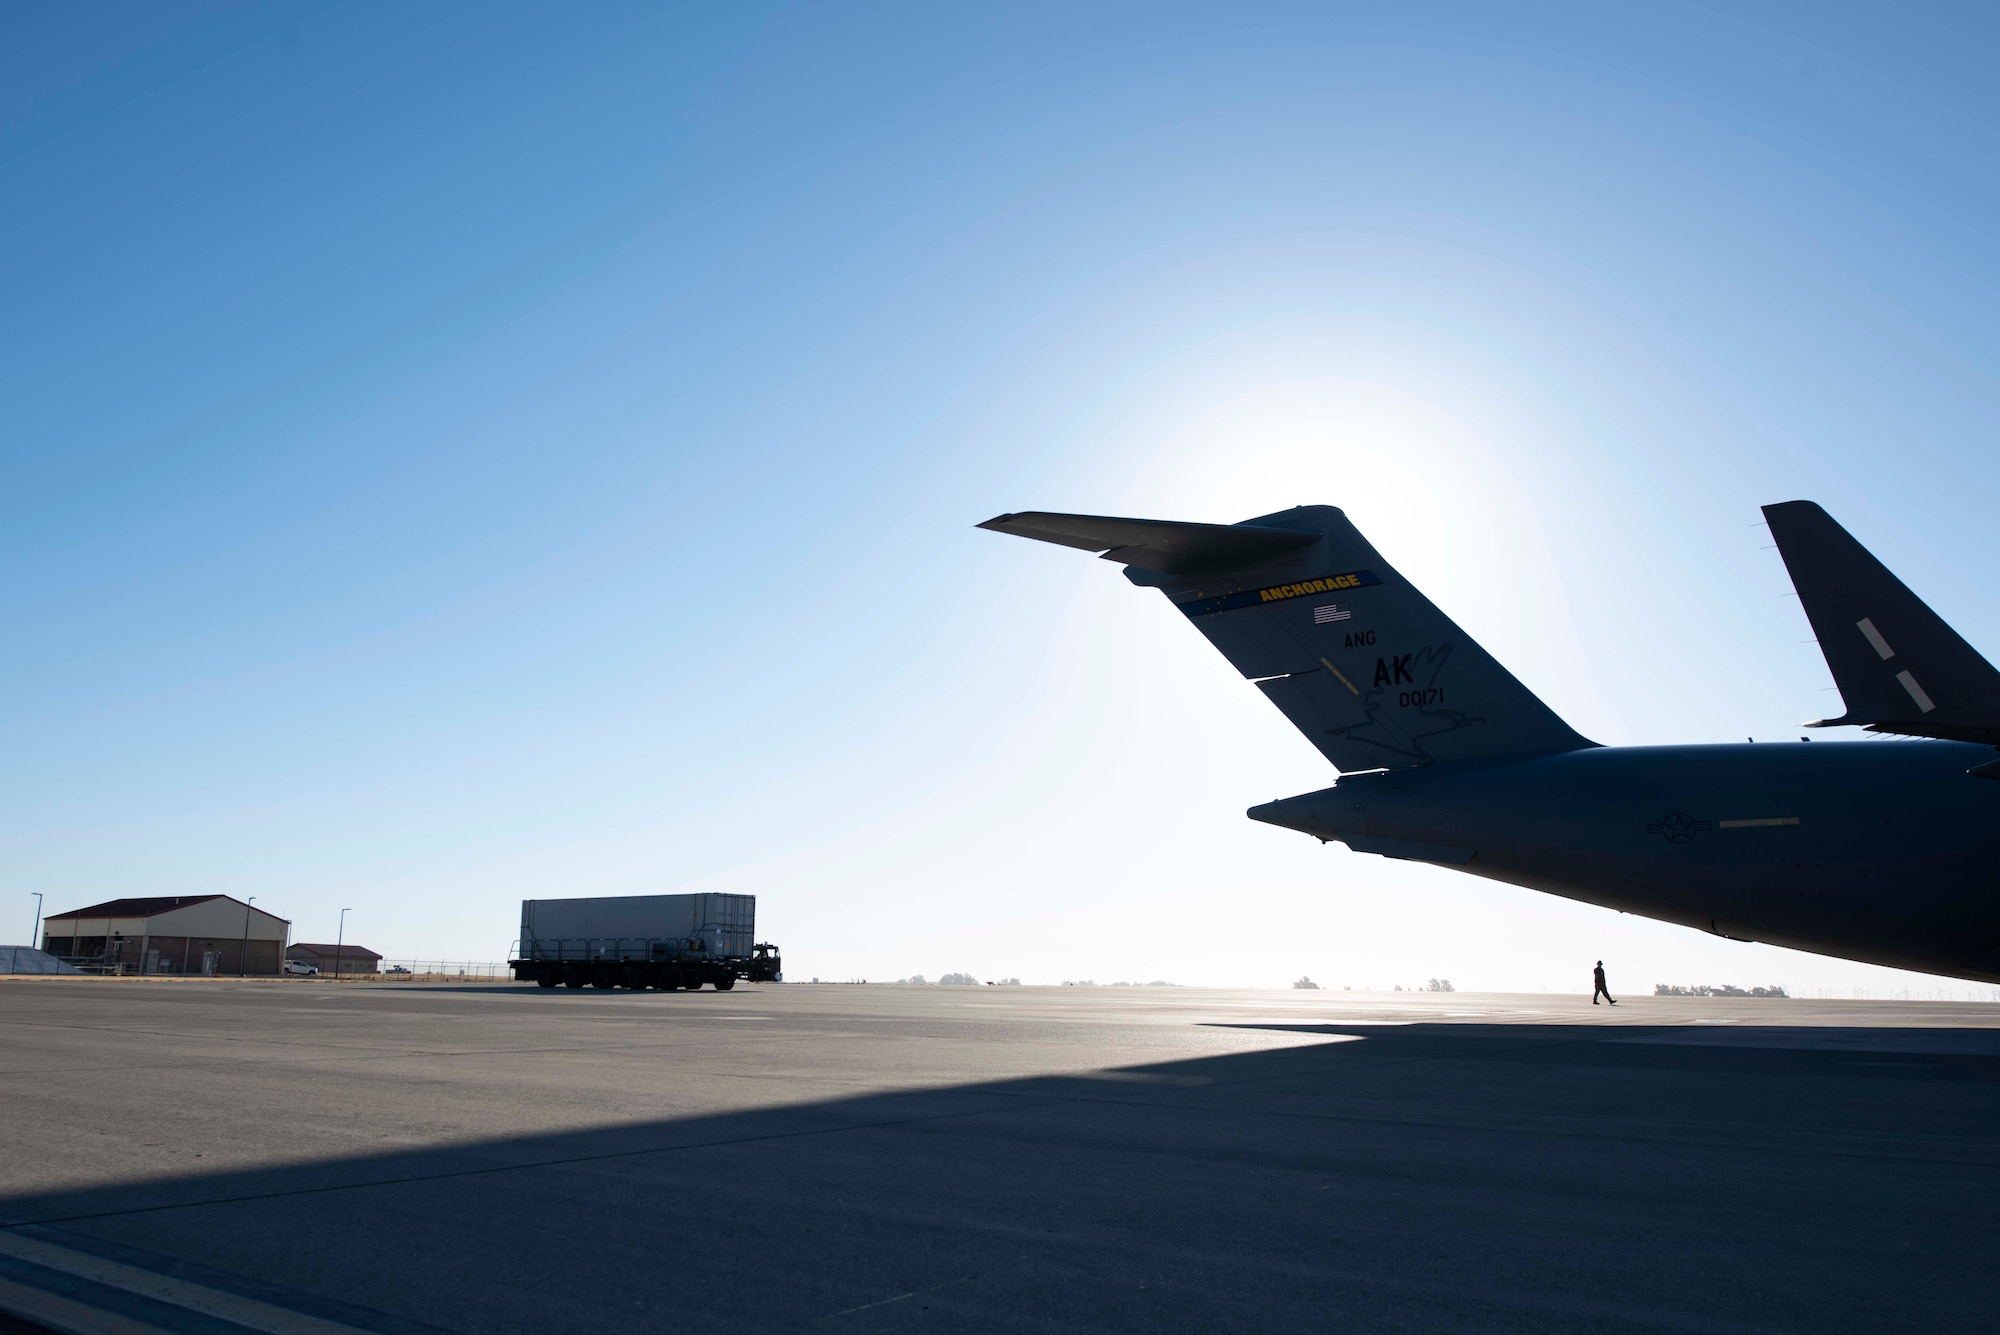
519, 893, 756, 960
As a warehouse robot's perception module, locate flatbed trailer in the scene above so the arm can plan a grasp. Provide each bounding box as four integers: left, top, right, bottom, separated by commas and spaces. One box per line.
507, 941, 783, 991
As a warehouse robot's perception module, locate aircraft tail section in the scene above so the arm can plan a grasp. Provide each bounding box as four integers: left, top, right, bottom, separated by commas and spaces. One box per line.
980, 506, 1595, 771
1764, 500, 2000, 745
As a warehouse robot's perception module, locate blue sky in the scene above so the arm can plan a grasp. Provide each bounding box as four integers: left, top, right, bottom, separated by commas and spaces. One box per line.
5, 2, 1998, 993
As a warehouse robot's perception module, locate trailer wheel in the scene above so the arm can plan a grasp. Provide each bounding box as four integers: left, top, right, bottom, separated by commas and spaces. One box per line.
714, 978, 736, 991
564, 973, 586, 989
680, 979, 703, 991
536, 976, 558, 988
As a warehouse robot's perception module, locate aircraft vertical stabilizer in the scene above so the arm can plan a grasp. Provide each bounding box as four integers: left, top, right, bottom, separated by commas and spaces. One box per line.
1764, 500, 2000, 745
980, 506, 1594, 771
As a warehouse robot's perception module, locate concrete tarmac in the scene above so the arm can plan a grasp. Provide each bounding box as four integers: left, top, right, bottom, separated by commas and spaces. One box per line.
2, 978, 1997, 1333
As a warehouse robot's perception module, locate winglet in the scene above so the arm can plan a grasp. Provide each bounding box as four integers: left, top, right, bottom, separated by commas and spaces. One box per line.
1763, 500, 2000, 745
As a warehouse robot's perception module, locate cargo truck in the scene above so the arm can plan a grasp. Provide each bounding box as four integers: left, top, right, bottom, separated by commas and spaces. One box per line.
509, 893, 781, 991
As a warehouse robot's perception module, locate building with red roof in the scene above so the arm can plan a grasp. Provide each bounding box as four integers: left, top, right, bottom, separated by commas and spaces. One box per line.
41, 895, 291, 976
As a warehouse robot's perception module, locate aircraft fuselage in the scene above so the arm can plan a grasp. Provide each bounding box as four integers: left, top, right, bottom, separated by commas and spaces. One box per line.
1251, 741, 2000, 983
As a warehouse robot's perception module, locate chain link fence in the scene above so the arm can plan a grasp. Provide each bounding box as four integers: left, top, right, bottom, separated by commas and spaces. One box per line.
318, 960, 513, 982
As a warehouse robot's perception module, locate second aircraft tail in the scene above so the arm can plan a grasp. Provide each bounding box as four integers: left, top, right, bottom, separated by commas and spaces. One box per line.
980, 505, 1594, 771
1764, 499, 2000, 745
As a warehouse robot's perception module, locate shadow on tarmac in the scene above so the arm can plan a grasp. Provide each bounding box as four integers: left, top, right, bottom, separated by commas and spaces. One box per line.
4, 1024, 1997, 1334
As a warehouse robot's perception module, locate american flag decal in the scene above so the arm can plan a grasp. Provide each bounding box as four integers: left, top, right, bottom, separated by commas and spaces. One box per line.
1314, 604, 1351, 624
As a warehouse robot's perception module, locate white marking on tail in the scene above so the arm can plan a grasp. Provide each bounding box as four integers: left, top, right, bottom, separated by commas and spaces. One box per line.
1895, 670, 1936, 713
1856, 617, 1895, 660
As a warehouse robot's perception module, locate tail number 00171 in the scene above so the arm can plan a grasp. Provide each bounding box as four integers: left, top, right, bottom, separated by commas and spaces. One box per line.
1398, 688, 1445, 708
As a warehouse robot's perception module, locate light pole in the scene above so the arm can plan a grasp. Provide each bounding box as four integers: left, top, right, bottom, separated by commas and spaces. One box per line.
239, 896, 256, 978
335, 908, 351, 982
29, 893, 43, 952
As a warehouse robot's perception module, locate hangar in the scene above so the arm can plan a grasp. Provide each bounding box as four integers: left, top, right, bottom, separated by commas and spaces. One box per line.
40, 895, 291, 975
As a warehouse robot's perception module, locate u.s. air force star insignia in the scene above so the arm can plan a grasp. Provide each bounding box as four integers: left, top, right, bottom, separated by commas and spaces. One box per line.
1646, 812, 1713, 844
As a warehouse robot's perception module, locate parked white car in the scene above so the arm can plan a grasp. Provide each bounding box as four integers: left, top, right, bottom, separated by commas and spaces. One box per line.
283, 959, 319, 976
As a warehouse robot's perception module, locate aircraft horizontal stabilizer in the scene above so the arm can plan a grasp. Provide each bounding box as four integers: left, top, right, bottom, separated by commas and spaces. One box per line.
1764, 500, 2000, 745
977, 511, 1317, 574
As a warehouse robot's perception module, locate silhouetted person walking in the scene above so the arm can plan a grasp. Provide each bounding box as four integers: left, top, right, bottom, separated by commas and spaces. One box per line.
1592, 960, 1617, 1005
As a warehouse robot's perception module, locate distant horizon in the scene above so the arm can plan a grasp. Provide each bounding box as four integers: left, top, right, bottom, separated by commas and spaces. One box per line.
8, 956, 2000, 1008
